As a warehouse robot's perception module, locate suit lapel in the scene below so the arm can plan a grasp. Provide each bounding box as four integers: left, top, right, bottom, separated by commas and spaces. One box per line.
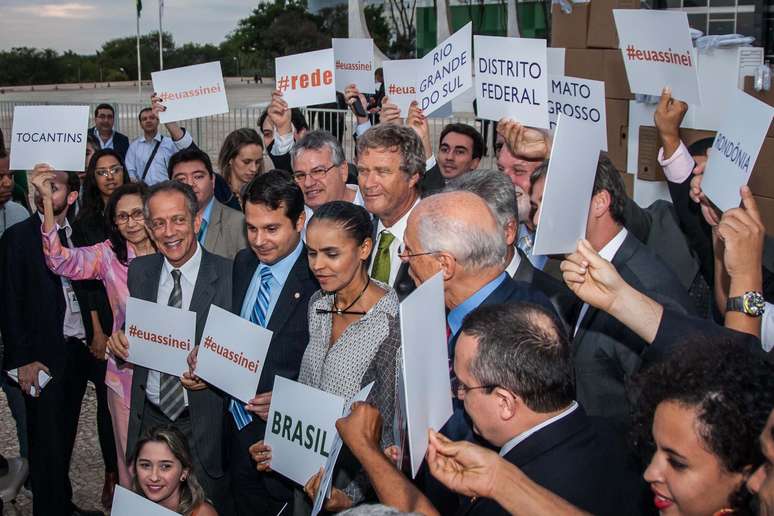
267, 250, 311, 334
189, 251, 219, 335
139, 255, 164, 302
512, 248, 534, 283
203, 200, 223, 252
503, 406, 589, 468
235, 251, 260, 312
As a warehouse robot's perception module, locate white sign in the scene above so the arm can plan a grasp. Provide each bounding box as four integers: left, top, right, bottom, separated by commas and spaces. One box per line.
533, 115, 603, 256
333, 38, 375, 93
311, 382, 375, 516
111, 486, 177, 516
125, 297, 196, 377
474, 35, 549, 128
151, 62, 229, 123
194, 304, 272, 404
400, 272, 453, 478
548, 75, 607, 150
6, 369, 51, 397
265, 376, 346, 486
702, 90, 774, 211
614, 10, 701, 105
547, 47, 566, 76
275, 49, 337, 108
383, 59, 420, 115
9, 105, 89, 171
416, 22, 473, 116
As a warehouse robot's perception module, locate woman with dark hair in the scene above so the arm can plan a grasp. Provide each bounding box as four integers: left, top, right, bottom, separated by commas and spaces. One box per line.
131, 425, 217, 515
31, 174, 155, 493
217, 128, 264, 208
633, 338, 774, 515
251, 200, 401, 513
76, 148, 130, 241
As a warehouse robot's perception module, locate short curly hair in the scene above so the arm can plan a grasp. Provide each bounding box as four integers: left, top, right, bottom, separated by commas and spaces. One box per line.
632, 336, 774, 513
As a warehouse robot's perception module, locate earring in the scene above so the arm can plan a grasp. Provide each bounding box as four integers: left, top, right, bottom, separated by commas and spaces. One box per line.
180, 475, 187, 482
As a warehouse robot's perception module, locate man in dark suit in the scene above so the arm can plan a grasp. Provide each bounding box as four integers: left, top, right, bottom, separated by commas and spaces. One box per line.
106, 180, 233, 514
90, 103, 130, 161
401, 190, 554, 446
226, 170, 318, 515
566, 156, 694, 424
0, 168, 102, 516
357, 124, 426, 300
452, 303, 646, 516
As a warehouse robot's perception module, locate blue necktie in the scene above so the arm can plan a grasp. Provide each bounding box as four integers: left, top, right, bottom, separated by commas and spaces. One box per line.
197, 218, 208, 245
229, 266, 274, 430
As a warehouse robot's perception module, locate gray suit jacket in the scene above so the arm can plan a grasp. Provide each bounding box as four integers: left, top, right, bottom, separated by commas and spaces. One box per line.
203, 199, 247, 260
125, 249, 233, 478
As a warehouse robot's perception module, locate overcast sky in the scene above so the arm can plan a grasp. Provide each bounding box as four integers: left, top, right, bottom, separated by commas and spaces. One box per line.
0, 0, 262, 54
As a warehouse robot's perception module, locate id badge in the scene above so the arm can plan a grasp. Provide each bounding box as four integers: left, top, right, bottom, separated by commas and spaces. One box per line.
68, 290, 81, 314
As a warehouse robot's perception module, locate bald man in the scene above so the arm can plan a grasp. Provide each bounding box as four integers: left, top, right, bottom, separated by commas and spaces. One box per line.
401, 191, 554, 438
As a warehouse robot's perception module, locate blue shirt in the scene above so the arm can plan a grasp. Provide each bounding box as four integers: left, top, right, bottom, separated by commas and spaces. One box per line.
93, 127, 114, 149
125, 130, 193, 185
447, 272, 508, 337
518, 224, 548, 271
198, 197, 215, 243
239, 239, 304, 323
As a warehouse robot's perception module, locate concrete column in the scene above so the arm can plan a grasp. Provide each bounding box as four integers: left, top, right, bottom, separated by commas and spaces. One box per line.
349, 0, 389, 65
436, 0, 452, 43
507, 0, 521, 38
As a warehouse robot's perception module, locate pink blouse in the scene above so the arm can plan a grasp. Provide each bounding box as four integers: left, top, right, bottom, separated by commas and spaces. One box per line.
42, 226, 139, 403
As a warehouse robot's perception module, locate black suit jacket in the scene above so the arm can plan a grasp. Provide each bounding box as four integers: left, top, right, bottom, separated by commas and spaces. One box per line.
89, 127, 130, 162
572, 232, 694, 424
125, 249, 232, 478
461, 406, 647, 516
512, 248, 577, 330
71, 214, 113, 344
231, 245, 319, 431
420, 163, 445, 195
0, 215, 93, 375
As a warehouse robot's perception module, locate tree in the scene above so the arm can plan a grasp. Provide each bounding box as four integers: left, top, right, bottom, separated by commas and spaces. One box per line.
365, 4, 391, 55
385, 0, 418, 58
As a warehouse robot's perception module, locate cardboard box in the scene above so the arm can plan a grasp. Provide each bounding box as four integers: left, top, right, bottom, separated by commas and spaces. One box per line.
586, 0, 638, 49
636, 126, 715, 181
565, 49, 633, 100
753, 195, 774, 236
606, 98, 629, 172
743, 76, 774, 138
550, 3, 590, 49
748, 137, 774, 198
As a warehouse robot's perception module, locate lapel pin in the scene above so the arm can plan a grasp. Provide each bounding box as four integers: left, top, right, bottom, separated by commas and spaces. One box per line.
294, 292, 300, 299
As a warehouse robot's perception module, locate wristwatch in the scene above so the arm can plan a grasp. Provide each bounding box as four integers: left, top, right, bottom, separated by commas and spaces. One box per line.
726, 291, 766, 317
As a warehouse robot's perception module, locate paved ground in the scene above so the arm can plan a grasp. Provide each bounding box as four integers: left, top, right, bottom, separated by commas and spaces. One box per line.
0, 386, 106, 516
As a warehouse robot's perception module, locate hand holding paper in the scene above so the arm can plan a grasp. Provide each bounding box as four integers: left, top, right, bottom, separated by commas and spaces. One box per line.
344, 84, 369, 123
497, 119, 551, 160
654, 87, 688, 156
380, 96, 403, 125
106, 330, 130, 361
560, 239, 627, 313
268, 90, 292, 136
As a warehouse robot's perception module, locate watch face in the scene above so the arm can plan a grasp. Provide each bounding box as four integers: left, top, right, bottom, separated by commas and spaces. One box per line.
743, 292, 766, 316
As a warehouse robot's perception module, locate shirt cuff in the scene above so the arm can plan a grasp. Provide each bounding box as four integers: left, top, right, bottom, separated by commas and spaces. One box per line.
761, 303, 774, 353
173, 129, 194, 150
425, 154, 437, 172
657, 141, 693, 183
355, 121, 372, 138
271, 130, 294, 156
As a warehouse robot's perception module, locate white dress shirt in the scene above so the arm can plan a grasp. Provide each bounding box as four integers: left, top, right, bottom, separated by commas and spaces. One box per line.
499, 401, 579, 456
505, 246, 522, 278
574, 228, 629, 336
368, 199, 419, 286
145, 243, 202, 407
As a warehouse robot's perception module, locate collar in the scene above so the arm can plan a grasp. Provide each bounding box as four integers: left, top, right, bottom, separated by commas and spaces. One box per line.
39, 212, 72, 237
201, 197, 215, 225
143, 132, 163, 143
448, 272, 508, 336
162, 242, 203, 286
259, 237, 303, 286
598, 227, 628, 262
93, 126, 114, 142
500, 401, 579, 457
376, 197, 419, 242
505, 246, 522, 277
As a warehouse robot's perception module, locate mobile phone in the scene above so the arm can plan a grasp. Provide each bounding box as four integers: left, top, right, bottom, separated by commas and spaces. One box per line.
352, 98, 367, 118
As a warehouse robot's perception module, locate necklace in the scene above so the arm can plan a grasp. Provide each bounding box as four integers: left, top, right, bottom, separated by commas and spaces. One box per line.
329, 276, 371, 316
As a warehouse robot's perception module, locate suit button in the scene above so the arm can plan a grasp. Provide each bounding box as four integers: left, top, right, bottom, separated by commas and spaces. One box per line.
140, 384, 145, 391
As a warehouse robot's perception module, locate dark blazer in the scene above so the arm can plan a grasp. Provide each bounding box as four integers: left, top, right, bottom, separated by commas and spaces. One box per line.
89, 127, 130, 162
512, 248, 577, 330
0, 215, 91, 375
572, 232, 694, 424
461, 406, 647, 516
420, 163, 445, 195
231, 245, 319, 430
71, 214, 113, 344
125, 249, 232, 478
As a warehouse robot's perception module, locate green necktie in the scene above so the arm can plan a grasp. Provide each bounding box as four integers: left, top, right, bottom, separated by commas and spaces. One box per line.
371, 230, 395, 283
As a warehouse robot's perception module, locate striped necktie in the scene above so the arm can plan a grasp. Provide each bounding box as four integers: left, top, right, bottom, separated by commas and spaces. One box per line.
229, 266, 274, 430
159, 269, 187, 421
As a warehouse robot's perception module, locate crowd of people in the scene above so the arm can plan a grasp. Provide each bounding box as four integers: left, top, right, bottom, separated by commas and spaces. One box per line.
0, 77, 772, 516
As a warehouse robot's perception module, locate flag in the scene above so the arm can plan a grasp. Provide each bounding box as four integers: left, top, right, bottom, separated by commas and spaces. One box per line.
136, 0, 142, 15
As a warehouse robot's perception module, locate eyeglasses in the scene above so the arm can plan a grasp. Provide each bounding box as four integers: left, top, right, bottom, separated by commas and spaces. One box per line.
451, 377, 497, 398
397, 242, 440, 261
115, 209, 144, 224
96, 165, 124, 178
292, 164, 337, 184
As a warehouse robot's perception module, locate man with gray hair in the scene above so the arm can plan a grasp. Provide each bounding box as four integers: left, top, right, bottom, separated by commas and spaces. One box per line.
290, 130, 364, 226
446, 170, 574, 327
401, 190, 553, 442
357, 124, 426, 300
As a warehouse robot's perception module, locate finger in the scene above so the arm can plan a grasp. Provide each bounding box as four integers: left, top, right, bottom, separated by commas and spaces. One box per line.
718, 215, 747, 235
559, 256, 587, 274
562, 271, 587, 285
723, 207, 759, 233
657, 87, 671, 111
740, 185, 764, 225
576, 239, 610, 270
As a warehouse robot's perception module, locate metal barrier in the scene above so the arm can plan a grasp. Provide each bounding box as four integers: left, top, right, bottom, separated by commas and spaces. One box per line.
0, 101, 497, 170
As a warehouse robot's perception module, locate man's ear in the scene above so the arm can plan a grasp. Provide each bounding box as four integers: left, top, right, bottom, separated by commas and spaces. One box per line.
437, 252, 457, 281
495, 387, 519, 421
590, 190, 611, 219
66, 190, 79, 207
